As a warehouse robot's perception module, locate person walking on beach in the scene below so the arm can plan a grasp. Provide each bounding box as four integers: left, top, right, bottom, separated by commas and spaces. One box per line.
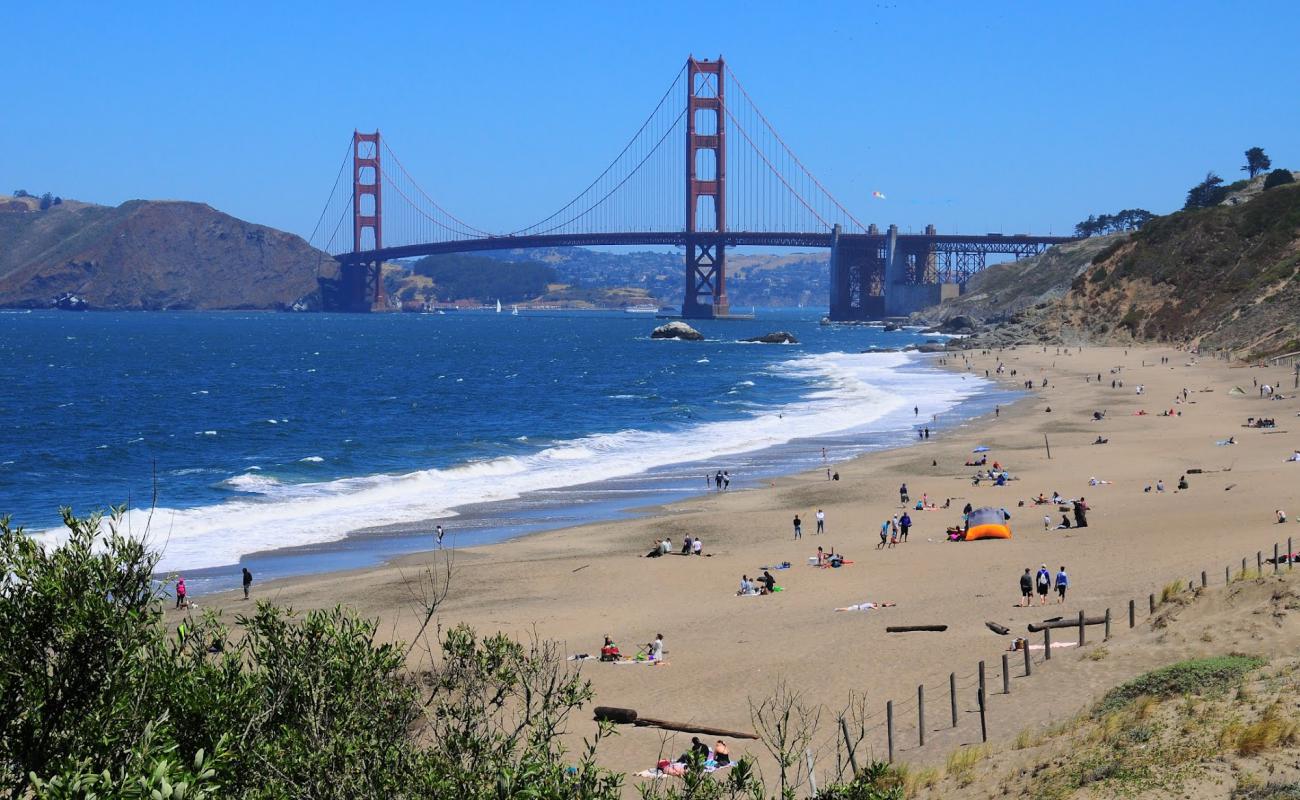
1036, 564, 1052, 606
899, 511, 911, 542
899, 483, 909, 504
175, 577, 188, 609
242, 567, 253, 600
816, 508, 825, 534
1055, 566, 1069, 603
792, 514, 802, 540
879, 520, 890, 549
723, 472, 731, 491
1019, 568, 1033, 606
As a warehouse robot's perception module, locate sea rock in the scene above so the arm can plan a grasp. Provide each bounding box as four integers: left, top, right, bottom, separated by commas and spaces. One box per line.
883, 322, 902, 332
743, 331, 799, 344
651, 321, 704, 341
905, 343, 950, 353
938, 315, 978, 334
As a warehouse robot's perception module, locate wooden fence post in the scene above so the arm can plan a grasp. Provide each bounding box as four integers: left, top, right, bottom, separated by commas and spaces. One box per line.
978, 688, 988, 743
886, 701, 894, 763
1275, 543, 1280, 574
1044, 626, 1051, 659
839, 716, 859, 776
1128, 599, 1135, 628
1226, 565, 1231, 585
1258, 551, 1263, 574
1149, 593, 1155, 614
1104, 608, 1111, 641
1078, 610, 1086, 646
949, 672, 958, 728
1243, 557, 1248, 578
1201, 570, 1207, 588
1290, 538, 1294, 570
1023, 639, 1032, 676
918, 685, 925, 747
978, 660, 986, 701
1002, 654, 1010, 694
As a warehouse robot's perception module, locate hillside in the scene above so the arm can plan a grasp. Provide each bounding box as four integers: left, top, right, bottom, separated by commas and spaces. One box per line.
913, 234, 1124, 325
0, 197, 335, 310
1051, 182, 1300, 355
926, 181, 1300, 353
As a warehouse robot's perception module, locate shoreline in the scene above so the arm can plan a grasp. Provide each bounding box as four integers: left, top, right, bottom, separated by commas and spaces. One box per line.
195, 342, 1300, 785
177, 351, 1009, 596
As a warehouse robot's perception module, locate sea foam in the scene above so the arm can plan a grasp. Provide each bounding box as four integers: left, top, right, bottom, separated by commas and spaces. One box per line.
34, 352, 985, 572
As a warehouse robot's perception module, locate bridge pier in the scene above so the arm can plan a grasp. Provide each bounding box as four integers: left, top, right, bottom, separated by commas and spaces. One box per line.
828, 224, 885, 321
682, 235, 729, 318
337, 258, 387, 312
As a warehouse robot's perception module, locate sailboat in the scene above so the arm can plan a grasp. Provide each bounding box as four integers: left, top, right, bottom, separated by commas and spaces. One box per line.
511, 304, 519, 316
495, 299, 502, 314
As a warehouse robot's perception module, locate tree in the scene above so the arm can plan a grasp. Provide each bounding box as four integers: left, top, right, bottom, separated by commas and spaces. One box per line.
1242, 147, 1272, 178
1263, 168, 1295, 190
12, 189, 29, 198
39, 192, 53, 210
1185, 171, 1226, 209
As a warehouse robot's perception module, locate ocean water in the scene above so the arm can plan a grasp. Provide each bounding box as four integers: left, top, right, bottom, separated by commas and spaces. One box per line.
0, 309, 1008, 593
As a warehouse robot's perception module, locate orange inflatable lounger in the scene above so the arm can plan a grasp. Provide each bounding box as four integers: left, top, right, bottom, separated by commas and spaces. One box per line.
965, 507, 1012, 540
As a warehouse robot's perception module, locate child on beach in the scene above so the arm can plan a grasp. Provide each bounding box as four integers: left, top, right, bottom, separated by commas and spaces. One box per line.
879, 520, 889, 549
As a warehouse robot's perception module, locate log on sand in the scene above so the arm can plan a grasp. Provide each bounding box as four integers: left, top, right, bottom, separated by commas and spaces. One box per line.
985, 621, 1010, 635
593, 706, 759, 740
1028, 616, 1106, 632
885, 625, 948, 633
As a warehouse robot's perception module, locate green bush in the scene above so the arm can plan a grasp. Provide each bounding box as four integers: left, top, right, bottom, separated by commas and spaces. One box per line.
1264, 169, 1296, 190
0, 511, 627, 799
1094, 655, 1266, 715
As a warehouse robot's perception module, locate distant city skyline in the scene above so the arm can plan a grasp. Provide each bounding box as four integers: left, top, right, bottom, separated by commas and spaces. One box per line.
6, 1, 1298, 247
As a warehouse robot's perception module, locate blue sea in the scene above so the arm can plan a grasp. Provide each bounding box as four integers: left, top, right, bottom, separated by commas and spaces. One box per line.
0, 309, 1010, 594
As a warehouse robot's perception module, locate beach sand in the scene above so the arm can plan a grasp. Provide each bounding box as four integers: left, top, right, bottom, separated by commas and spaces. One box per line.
198, 345, 1300, 786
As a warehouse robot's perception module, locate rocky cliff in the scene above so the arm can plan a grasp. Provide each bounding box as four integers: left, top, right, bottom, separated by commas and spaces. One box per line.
0, 198, 336, 309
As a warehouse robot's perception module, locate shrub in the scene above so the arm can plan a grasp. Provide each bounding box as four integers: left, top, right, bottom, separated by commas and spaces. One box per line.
1264, 169, 1296, 190
1095, 656, 1266, 715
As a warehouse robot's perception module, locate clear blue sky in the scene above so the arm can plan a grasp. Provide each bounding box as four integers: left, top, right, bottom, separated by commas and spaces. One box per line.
6, 1, 1298, 244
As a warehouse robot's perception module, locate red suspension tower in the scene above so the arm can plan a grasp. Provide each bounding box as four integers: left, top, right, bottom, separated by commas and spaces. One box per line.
341, 130, 388, 311
682, 56, 729, 319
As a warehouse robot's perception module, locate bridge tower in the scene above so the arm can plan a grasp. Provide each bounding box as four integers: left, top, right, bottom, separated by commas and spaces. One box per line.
682, 56, 729, 319
341, 130, 387, 312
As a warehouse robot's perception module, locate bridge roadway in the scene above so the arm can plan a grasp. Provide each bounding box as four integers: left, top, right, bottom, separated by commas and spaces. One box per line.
333, 231, 1077, 265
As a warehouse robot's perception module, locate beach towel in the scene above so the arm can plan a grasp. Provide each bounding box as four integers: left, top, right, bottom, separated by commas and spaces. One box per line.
612, 659, 669, 666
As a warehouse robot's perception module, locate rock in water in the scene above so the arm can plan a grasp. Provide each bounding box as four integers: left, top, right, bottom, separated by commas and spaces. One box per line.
651, 321, 704, 341
743, 331, 799, 344
883, 322, 902, 332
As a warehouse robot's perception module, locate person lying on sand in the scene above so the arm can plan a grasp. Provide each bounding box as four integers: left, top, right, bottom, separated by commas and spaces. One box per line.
834, 601, 897, 611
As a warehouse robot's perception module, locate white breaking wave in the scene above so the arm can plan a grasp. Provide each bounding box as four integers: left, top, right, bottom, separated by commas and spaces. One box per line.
34, 352, 986, 572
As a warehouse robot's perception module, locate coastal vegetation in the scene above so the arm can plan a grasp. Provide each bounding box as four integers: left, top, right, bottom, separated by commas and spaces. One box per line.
0, 510, 919, 800
406, 253, 558, 303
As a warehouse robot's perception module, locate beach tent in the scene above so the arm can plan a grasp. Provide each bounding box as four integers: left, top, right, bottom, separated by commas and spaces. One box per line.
965, 507, 1012, 541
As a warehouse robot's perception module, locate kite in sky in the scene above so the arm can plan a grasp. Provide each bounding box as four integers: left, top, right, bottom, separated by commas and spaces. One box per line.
872, 191, 886, 200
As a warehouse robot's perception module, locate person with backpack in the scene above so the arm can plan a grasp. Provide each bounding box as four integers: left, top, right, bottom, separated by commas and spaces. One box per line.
1036, 564, 1052, 606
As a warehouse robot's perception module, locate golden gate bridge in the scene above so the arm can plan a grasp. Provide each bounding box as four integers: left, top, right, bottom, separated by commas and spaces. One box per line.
308, 56, 1074, 319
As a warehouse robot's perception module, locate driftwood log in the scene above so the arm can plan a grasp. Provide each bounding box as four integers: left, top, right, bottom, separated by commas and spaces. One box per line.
593, 706, 759, 740
1028, 616, 1106, 632
885, 625, 948, 633
985, 621, 1010, 635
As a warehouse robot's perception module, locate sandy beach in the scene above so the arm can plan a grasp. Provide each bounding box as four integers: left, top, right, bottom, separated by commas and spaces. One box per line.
198, 344, 1300, 786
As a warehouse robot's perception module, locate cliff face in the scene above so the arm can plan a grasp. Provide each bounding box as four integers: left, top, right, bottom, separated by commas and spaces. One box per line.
1049, 182, 1300, 355
0, 199, 337, 309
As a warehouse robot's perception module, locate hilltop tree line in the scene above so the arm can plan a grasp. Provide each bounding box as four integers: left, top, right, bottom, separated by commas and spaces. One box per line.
1184, 147, 1293, 210
11, 189, 62, 209
1073, 209, 1156, 237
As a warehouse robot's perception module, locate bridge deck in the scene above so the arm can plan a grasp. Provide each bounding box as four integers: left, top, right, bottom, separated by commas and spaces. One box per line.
334, 231, 1078, 264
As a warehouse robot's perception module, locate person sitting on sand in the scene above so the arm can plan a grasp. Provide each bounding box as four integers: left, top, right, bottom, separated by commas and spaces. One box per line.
1177, 476, 1189, 490
1156, 480, 1165, 492
1278, 509, 1287, 524
834, 601, 897, 611
816, 546, 828, 565
712, 740, 731, 765
1055, 514, 1072, 530
692, 537, 703, 556
738, 575, 756, 595
1034, 493, 1048, 505
600, 636, 621, 662
1093, 435, 1108, 445
759, 571, 776, 594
